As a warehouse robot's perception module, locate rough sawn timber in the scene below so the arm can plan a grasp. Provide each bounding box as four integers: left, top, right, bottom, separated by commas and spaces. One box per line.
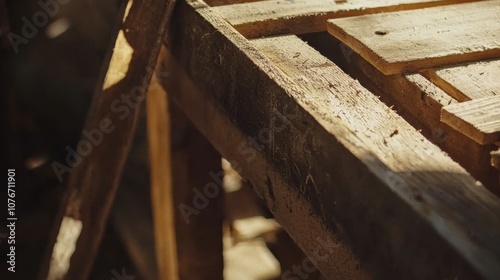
422, 58, 500, 101
38, 0, 172, 278
442, 95, 500, 145
213, 0, 480, 38
327, 0, 500, 74
163, 1, 500, 279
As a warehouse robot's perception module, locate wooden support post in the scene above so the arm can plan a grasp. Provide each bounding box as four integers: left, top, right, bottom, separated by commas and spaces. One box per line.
169, 98, 225, 280
146, 55, 179, 280
37, 0, 174, 278
148, 47, 224, 280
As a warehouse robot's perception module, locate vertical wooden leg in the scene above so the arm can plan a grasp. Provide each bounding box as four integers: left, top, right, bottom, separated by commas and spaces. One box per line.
170, 101, 224, 280
147, 66, 224, 279
147, 75, 179, 280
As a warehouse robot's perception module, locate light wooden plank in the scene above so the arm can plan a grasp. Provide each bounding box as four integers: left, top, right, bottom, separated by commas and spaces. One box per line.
327, 0, 500, 75
213, 0, 479, 38
146, 55, 179, 280
301, 31, 498, 193
423, 59, 500, 101
37, 0, 173, 278
442, 95, 500, 145
163, 1, 500, 278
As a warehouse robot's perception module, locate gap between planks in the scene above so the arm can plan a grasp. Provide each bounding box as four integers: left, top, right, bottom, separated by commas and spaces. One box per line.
213, 0, 482, 38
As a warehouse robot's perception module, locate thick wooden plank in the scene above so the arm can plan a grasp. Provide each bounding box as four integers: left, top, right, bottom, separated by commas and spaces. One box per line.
38, 0, 172, 278
327, 0, 500, 75
301, 31, 499, 194
213, 0, 479, 38
164, 1, 500, 279
442, 96, 500, 145
146, 59, 178, 280
422, 59, 500, 101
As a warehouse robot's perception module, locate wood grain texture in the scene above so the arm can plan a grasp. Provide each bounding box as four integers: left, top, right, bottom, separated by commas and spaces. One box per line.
146, 55, 179, 280
38, 0, 172, 278
213, 0, 480, 38
327, 0, 500, 74
304, 31, 499, 194
423, 59, 500, 101
442, 96, 500, 145
163, 1, 500, 279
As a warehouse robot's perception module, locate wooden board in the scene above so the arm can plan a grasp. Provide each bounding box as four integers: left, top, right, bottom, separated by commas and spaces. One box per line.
300, 31, 499, 194
327, 0, 500, 75
442, 95, 500, 145
146, 60, 179, 280
37, 0, 172, 278
163, 1, 500, 279
422, 59, 500, 101
213, 0, 479, 38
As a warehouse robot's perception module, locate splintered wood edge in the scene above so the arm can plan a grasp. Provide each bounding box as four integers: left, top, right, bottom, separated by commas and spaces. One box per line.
442, 96, 500, 145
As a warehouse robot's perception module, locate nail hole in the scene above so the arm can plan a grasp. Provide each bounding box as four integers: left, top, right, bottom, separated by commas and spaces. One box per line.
375, 30, 388, 35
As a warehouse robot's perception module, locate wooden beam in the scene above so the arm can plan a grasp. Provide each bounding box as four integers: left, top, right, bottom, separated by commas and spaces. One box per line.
327, 0, 500, 74
213, 0, 480, 38
163, 1, 500, 279
442, 96, 500, 145
146, 52, 179, 280
303, 31, 499, 194
422, 59, 500, 101
38, 0, 172, 278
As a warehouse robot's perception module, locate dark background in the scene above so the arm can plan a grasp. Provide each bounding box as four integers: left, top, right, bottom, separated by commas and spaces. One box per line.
1, 0, 143, 279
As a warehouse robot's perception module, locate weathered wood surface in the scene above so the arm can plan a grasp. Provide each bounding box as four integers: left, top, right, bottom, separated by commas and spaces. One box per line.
422, 59, 500, 101
442, 96, 500, 145
304, 31, 499, 194
146, 58, 179, 280
327, 0, 500, 74
163, 1, 500, 279
38, 0, 172, 278
213, 0, 479, 38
